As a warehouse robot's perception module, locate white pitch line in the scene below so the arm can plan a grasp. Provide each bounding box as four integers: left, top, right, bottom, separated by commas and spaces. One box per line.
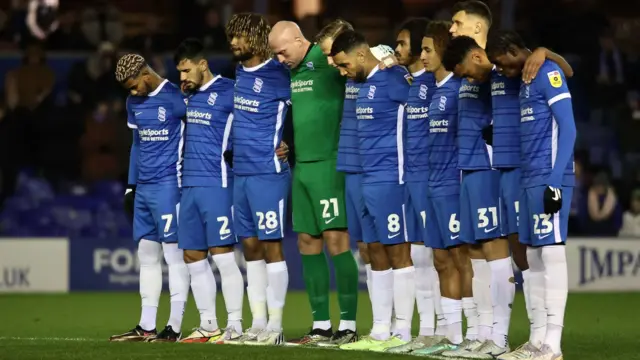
0, 336, 100, 342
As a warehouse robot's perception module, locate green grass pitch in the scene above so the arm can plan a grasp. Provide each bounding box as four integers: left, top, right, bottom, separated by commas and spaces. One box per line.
0, 291, 637, 359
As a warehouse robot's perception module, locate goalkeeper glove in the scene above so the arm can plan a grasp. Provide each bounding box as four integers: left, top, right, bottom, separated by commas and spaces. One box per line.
543, 186, 563, 215
223, 150, 233, 168
481, 124, 493, 146
124, 186, 136, 221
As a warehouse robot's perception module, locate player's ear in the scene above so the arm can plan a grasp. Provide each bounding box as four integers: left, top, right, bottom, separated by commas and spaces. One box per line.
198, 58, 208, 71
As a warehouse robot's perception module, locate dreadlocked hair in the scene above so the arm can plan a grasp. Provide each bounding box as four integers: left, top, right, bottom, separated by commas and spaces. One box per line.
115, 54, 146, 83
225, 12, 272, 61
486, 30, 526, 62
315, 18, 354, 43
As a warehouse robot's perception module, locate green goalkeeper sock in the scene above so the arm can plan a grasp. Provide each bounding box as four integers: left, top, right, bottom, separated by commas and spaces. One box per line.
302, 253, 331, 322
333, 250, 359, 321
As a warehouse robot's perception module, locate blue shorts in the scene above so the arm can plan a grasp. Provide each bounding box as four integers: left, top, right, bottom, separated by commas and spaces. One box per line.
405, 181, 428, 243
519, 185, 573, 247
178, 186, 237, 250
426, 194, 464, 249
345, 173, 377, 243
133, 184, 180, 243
499, 168, 521, 236
362, 182, 407, 245
460, 170, 501, 243
234, 172, 291, 240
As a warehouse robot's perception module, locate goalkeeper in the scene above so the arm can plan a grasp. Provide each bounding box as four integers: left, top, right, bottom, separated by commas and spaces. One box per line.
269, 20, 395, 346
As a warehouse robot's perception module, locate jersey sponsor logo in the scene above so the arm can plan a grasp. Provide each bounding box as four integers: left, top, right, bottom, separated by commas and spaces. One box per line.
253, 77, 263, 93
438, 96, 447, 111
367, 85, 376, 99
547, 70, 562, 88
186, 109, 212, 125
406, 105, 429, 120
491, 81, 506, 96
207, 92, 218, 106
158, 106, 166, 122
234, 96, 260, 113
138, 128, 169, 141
291, 79, 314, 93
459, 83, 480, 99
419, 84, 428, 100
520, 107, 534, 122
429, 119, 449, 133
356, 106, 374, 120
345, 84, 358, 100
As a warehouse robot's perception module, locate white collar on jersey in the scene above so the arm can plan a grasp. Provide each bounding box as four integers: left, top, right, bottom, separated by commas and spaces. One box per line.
199, 75, 221, 91
436, 72, 454, 87
148, 79, 169, 97
242, 58, 272, 72
412, 68, 426, 77
367, 65, 379, 79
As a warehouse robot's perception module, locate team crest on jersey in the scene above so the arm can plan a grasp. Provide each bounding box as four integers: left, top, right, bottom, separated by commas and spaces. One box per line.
157, 106, 166, 122
367, 85, 377, 99
183, 98, 189, 105
547, 70, 562, 88
306, 61, 314, 70
404, 73, 413, 85
253, 78, 263, 93
419, 84, 428, 100
438, 96, 447, 111
207, 92, 218, 106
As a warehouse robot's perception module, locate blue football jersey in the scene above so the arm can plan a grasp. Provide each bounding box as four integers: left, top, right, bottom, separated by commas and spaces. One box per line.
182, 75, 235, 188
428, 73, 462, 197
356, 66, 411, 184
126, 80, 186, 186
491, 70, 521, 169
405, 69, 436, 182
519, 60, 575, 188
337, 80, 361, 173
458, 78, 493, 170
232, 59, 291, 175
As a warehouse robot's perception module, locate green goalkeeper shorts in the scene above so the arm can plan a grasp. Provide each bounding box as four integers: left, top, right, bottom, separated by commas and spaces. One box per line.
292, 159, 347, 236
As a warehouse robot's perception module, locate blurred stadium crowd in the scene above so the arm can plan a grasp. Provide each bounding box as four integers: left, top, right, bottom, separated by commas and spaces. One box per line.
1, 0, 640, 239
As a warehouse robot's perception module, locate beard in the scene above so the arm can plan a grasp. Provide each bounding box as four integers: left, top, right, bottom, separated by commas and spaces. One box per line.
354, 66, 367, 83
232, 49, 254, 62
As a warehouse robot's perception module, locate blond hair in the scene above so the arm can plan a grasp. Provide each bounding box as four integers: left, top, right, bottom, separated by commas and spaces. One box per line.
315, 18, 354, 43
115, 54, 146, 83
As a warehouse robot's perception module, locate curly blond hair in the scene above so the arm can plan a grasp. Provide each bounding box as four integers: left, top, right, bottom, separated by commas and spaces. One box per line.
115, 54, 146, 83
225, 13, 272, 62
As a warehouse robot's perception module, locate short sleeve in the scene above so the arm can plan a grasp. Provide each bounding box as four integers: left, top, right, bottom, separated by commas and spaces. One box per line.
276, 65, 292, 103
126, 96, 137, 129
537, 62, 571, 107
388, 69, 411, 104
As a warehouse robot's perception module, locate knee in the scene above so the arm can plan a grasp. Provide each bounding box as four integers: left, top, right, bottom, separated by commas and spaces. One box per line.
434, 250, 453, 274
162, 242, 185, 265
411, 244, 433, 268
297, 233, 323, 255
243, 237, 264, 261
137, 240, 162, 265
264, 240, 284, 263
450, 248, 472, 273
367, 242, 390, 269
183, 249, 207, 264
212, 251, 240, 273
357, 242, 370, 264
325, 230, 350, 256
388, 243, 412, 269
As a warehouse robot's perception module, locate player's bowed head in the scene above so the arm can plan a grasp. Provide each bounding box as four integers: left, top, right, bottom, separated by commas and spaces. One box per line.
115, 54, 163, 97
269, 21, 311, 69
329, 30, 379, 83
174, 38, 212, 94
441, 35, 493, 83
485, 30, 530, 79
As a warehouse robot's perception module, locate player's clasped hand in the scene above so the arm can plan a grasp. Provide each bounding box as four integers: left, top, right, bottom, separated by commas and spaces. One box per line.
123, 186, 136, 221
543, 186, 563, 215
276, 141, 289, 162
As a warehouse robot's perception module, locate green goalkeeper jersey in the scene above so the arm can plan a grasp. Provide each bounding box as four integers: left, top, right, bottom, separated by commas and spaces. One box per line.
291, 43, 346, 162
